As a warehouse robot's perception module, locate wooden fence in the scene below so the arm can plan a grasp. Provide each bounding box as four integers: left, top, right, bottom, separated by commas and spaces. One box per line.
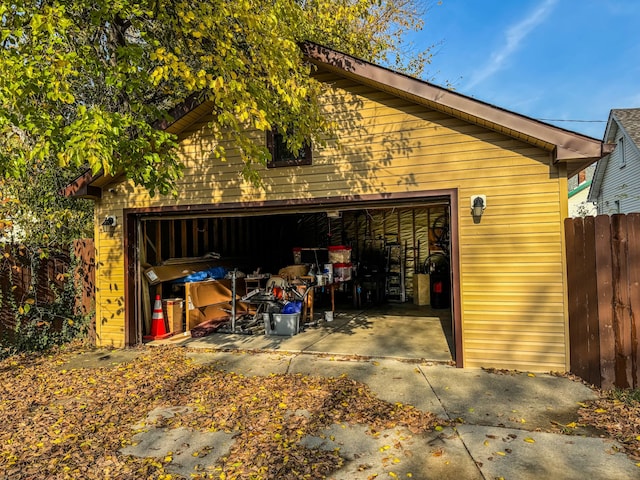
0, 239, 95, 343
565, 214, 640, 389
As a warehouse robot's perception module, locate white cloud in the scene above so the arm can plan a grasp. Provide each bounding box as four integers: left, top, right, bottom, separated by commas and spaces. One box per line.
466, 0, 558, 90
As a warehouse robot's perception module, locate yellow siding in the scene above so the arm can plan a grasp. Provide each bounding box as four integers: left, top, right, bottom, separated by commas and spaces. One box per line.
94, 72, 569, 371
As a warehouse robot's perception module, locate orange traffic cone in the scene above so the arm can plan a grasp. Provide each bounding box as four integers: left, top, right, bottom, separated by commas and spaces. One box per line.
143, 295, 173, 341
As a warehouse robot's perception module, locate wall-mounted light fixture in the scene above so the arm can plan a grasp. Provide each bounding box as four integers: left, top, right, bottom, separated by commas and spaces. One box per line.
470, 195, 486, 221
326, 210, 342, 219
101, 215, 117, 234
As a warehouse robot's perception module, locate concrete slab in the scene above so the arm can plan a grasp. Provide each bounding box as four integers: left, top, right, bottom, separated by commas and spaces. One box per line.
303, 314, 452, 361
277, 315, 353, 350
121, 427, 235, 477
59, 348, 142, 370
129, 406, 195, 430
168, 311, 454, 363
121, 405, 235, 477
421, 365, 599, 431
300, 424, 482, 480
288, 355, 447, 418
457, 425, 639, 480
186, 350, 292, 376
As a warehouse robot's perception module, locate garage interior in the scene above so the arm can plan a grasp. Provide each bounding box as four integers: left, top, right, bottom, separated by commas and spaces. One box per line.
134, 199, 455, 362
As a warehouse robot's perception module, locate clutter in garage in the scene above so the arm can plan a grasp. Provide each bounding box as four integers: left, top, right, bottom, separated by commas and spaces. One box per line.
139, 206, 451, 341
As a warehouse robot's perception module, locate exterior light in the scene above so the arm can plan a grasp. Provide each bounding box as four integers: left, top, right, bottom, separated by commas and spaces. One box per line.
101, 215, 117, 234
471, 195, 486, 220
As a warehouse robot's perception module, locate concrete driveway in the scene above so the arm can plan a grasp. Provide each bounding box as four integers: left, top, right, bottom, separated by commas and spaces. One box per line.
120, 351, 639, 479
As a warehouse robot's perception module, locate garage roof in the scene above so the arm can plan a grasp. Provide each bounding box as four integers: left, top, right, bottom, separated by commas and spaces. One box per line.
63, 42, 611, 199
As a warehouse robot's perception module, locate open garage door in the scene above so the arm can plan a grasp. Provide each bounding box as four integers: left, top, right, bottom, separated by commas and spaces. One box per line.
124, 195, 459, 363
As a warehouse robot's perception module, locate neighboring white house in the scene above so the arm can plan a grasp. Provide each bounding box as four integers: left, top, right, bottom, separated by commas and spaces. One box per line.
588, 108, 640, 214
568, 164, 596, 217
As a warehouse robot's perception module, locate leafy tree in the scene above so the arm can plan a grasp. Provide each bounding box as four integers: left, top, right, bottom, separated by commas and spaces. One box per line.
0, 0, 433, 196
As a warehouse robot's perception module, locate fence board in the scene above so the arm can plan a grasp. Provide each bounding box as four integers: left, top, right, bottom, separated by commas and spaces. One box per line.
628, 215, 640, 388
584, 216, 601, 385
566, 218, 589, 380
1, 240, 95, 344
612, 215, 633, 388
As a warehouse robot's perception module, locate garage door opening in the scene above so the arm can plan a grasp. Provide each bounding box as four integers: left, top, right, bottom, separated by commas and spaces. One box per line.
126, 199, 457, 362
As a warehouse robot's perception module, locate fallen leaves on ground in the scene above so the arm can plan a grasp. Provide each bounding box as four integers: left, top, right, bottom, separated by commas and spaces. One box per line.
578, 388, 640, 462
0, 345, 441, 479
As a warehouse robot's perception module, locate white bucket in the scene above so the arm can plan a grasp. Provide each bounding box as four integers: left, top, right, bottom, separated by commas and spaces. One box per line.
324, 311, 333, 322
316, 274, 325, 286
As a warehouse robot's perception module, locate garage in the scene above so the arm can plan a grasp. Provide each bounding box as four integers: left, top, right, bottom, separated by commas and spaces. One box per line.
124, 196, 458, 362
66, 43, 607, 371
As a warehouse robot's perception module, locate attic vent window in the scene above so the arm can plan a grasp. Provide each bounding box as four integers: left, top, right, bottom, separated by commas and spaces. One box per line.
619, 137, 626, 168
266, 130, 312, 168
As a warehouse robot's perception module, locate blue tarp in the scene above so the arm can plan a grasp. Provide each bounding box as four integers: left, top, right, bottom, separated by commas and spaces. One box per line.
173, 266, 228, 284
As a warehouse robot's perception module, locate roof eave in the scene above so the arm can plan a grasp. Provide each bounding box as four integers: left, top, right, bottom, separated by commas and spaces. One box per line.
60, 171, 102, 200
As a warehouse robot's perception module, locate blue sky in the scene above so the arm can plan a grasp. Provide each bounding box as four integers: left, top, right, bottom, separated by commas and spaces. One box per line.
411, 0, 640, 139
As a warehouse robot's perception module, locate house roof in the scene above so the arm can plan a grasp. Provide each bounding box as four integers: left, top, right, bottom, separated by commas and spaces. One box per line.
607, 108, 640, 144
64, 42, 611, 199
302, 43, 609, 177
588, 108, 640, 202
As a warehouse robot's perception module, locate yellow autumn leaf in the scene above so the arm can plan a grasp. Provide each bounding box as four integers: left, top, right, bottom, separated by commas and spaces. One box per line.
527, 373, 535, 377
495, 451, 506, 456
594, 408, 607, 413
434, 426, 443, 432
524, 437, 535, 443
565, 422, 577, 428
483, 440, 490, 446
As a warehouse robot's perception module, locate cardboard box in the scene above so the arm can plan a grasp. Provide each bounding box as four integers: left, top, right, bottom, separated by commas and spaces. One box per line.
144, 257, 222, 285
185, 279, 247, 330
413, 274, 430, 306
163, 298, 184, 333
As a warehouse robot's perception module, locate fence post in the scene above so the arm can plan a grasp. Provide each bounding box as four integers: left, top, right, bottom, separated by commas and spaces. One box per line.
595, 215, 616, 389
